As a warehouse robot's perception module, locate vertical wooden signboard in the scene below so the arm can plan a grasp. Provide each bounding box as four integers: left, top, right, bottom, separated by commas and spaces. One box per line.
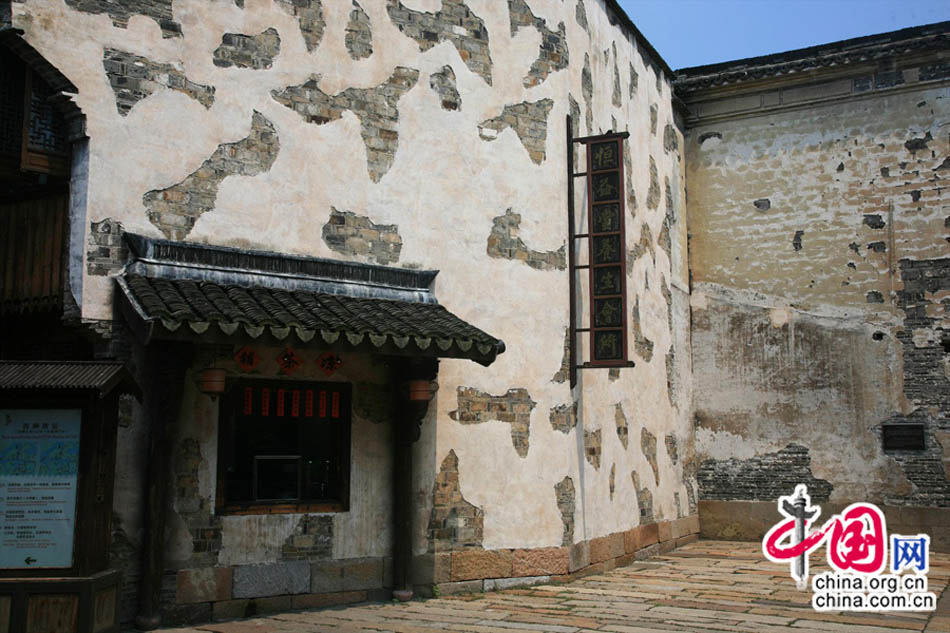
566, 118, 632, 386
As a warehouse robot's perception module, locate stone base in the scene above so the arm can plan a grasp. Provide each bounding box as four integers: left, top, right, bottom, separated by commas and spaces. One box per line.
699, 500, 950, 552
420, 514, 701, 596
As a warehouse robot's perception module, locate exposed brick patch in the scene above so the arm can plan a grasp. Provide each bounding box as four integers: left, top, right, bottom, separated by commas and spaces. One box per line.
629, 63, 638, 97
584, 428, 602, 470
508, 0, 568, 88
685, 479, 697, 515
904, 131, 932, 153
429, 450, 484, 552
281, 515, 333, 561
549, 402, 577, 434
665, 350, 675, 404
885, 257, 950, 506
102, 48, 214, 116
552, 327, 570, 383
569, 94, 582, 165
792, 230, 804, 251
615, 403, 628, 450
631, 297, 654, 362
697, 444, 834, 502
387, 0, 492, 85
641, 427, 659, 485
487, 209, 565, 270
554, 476, 575, 546
674, 492, 683, 518
174, 437, 202, 515
478, 99, 554, 165
429, 65, 460, 111
345, 1, 373, 60
275, 0, 325, 52
65, 0, 181, 37
665, 434, 678, 465
86, 218, 127, 276
321, 208, 402, 265
628, 223, 655, 269
143, 111, 278, 240
582, 54, 593, 135
449, 387, 536, 458
649, 104, 657, 135
623, 137, 637, 214
272, 67, 418, 182
575, 0, 588, 33
660, 276, 673, 336
632, 471, 654, 523
609, 463, 616, 499
646, 156, 660, 209
212, 28, 280, 70
611, 43, 622, 108
608, 368, 620, 381
663, 123, 679, 154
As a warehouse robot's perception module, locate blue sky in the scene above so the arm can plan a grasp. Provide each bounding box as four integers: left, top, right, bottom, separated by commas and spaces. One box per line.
617, 0, 950, 70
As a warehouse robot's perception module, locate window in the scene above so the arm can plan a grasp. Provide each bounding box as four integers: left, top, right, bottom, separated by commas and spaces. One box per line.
217, 379, 351, 513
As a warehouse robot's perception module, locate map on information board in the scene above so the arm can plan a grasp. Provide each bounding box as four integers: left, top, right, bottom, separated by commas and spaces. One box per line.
0, 409, 81, 569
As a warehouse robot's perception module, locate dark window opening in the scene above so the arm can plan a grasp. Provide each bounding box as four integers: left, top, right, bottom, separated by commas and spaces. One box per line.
217, 379, 351, 513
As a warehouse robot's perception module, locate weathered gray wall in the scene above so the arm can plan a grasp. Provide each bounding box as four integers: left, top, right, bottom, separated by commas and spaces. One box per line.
685, 59, 949, 526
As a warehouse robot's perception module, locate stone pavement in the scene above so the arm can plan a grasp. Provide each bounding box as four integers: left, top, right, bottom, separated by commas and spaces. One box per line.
156, 540, 950, 633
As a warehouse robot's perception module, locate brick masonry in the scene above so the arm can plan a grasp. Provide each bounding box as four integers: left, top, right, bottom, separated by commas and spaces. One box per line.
487, 209, 565, 271
584, 428, 601, 469
142, 111, 279, 239
86, 217, 127, 276
549, 402, 577, 434
631, 296, 654, 361
478, 99, 554, 165
345, 1, 373, 61
632, 470, 654, 523
615, 403, 629, 450
271, 67, 418, 182
449, 387, 536, 458
321, 208, 402, 265
575, 0, 588, 33
551, 328, 571, 383
428, 450, 484, 552
387, 0, 492, 85
886, 257, 950, 506
280, 515, 333, 561
212, 28, 281, 70
612, 43, 622, 107
697, 443, 834, 502
508, 0, 568, 88
582, 53, 593, 134
102, 48, 214, 116
65, 0, 181, 37
274, 0, 324, 52
429, 65, 460, 112
554, 476, 575, 546
641, 427, 659, 485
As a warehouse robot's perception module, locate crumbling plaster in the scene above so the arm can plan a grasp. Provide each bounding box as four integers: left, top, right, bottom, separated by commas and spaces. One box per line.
13, 0, 693, 569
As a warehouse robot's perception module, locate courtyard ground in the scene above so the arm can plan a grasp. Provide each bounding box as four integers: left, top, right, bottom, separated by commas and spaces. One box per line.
156, 540, 950, 632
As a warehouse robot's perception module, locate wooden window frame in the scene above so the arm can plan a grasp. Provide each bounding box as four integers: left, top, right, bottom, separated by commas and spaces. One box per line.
215, 378, 351, 515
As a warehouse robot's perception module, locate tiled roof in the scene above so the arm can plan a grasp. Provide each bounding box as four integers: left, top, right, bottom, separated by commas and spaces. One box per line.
0, 361, 139, 397
675, 21, 949, 93
117, 274, 505, 365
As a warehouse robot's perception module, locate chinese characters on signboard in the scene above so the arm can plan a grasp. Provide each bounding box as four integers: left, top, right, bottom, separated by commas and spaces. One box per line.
0, 409, 81, 569
586, 137, 627, 364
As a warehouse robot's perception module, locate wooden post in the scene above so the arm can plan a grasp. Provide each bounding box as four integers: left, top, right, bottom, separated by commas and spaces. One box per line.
391, 358, 436, 602
135, 344, 192, 630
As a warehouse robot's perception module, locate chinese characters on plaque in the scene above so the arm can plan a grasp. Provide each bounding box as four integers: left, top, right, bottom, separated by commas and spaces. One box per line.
0, 409, 81, 569
586, 138, 627, 364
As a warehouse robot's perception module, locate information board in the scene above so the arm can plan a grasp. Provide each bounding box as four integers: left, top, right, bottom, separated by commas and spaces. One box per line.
0, 409, 81, 569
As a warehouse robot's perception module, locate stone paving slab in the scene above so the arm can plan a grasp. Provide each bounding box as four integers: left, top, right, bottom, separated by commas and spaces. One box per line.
151, 540, 950, 633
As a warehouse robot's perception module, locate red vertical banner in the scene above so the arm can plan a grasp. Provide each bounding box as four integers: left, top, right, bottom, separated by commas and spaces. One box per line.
243, 387, 253, 415
319, 390, 327, 418
291, 390, 300, 417
305, 390, 313, 417
331, 391, 340, 419
261, 388, 270, 416
276, 388, 285, 417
